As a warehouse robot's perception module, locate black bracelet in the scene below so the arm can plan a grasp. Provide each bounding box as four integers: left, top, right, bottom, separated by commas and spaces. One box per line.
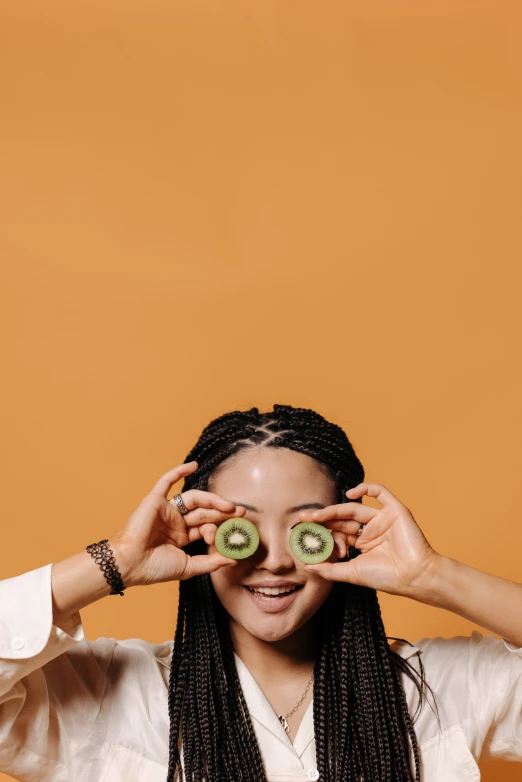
86, 539, 126, 596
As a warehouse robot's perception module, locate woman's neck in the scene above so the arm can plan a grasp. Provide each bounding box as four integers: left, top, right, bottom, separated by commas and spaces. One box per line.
229, 616, 318, 682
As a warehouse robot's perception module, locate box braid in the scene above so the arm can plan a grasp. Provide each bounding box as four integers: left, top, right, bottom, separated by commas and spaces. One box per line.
166, 404, 440, 782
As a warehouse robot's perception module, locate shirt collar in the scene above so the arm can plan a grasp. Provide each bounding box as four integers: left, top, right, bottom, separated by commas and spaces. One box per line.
389, 638, 422, 661
156, 638, 421, 749
234, 652, 314, 759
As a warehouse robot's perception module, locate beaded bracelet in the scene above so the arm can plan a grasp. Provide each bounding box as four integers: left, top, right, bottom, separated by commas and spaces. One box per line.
85, 539, 126, 596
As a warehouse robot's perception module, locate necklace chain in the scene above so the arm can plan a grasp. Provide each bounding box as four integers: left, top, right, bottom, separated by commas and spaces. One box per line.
277, 673, 314, 734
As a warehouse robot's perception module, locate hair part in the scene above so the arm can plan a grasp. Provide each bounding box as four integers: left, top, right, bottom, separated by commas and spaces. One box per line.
166, 404, 440, 782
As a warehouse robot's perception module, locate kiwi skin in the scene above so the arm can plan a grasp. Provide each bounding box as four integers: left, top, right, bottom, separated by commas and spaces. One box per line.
290, 522, 334, 564
214, 518, 260, 560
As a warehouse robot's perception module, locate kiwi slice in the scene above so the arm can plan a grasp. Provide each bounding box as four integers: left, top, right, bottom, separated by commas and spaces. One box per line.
290, 522, 334, 564
214, 518, 259, 560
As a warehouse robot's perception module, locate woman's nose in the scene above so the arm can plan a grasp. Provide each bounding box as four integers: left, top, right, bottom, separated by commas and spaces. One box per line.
254, 530, 295, 572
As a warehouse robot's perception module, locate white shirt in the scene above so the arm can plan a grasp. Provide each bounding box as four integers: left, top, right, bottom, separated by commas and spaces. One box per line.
0, 564, 521, 781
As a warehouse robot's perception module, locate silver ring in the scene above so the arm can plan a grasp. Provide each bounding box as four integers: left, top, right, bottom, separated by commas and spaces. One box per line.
356, 523, 364, 537
173, 493, 189, 516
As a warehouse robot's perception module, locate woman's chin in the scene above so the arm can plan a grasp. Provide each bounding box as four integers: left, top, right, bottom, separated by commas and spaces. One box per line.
244, 622, 297, 643
236, 608, 306, 642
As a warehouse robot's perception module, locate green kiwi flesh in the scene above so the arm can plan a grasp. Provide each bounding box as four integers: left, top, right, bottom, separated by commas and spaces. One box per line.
290, 522, 334, 564
215, 518, 259, 559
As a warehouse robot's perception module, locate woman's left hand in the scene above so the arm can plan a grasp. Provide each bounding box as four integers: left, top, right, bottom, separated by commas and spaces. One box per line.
299, 483, 441, 597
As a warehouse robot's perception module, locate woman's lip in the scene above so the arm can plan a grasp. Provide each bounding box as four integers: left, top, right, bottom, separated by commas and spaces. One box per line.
243, 582, 302, 589
243, 585, 303, 613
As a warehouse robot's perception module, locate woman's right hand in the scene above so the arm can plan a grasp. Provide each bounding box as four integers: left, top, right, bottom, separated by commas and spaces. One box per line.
108, 461, 246, 587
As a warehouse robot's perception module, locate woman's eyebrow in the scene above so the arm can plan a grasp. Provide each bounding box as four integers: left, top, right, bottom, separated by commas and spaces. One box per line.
229, 502, 326, 513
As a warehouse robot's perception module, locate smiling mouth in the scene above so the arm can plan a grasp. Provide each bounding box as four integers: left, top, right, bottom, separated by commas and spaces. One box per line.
244, 585, 303, 597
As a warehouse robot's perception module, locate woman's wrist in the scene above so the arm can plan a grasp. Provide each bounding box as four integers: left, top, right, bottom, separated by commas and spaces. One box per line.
407, 553, 522, 646
51, 538, 136, 621
107, 534, 145, 588
404, 551, 447, 603
51, 549, 115, 620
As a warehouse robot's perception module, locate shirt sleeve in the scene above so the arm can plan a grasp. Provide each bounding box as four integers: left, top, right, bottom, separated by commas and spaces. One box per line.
468, 631, 522, 762
0, 563, 116, 778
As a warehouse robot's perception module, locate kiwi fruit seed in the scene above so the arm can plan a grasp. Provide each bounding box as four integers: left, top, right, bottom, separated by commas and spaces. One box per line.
290, 522, 334, 564
214, 518, 260, 560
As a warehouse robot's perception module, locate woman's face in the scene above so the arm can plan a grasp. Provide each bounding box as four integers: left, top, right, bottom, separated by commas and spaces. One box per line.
208, 446, 340, 644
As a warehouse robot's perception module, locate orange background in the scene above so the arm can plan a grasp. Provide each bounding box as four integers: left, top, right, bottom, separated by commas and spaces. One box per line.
1, 2, 521, 779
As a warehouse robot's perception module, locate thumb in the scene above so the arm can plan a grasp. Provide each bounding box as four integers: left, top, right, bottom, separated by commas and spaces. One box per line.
181, 551, 238, 580
304, 560, 362, 584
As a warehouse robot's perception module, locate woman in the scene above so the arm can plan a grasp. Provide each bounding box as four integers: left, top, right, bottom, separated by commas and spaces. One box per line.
0, 403, 520, 781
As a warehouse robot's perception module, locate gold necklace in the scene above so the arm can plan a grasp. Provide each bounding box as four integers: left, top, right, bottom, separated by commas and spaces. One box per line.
277, 673, 314, 734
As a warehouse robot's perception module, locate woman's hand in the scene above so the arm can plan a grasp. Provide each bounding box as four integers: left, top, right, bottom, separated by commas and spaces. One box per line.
108, 462, 245, 587
299, 483, 441, 597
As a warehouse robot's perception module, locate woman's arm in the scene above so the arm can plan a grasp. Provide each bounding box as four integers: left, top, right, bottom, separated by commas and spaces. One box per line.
408, 554, 522, 647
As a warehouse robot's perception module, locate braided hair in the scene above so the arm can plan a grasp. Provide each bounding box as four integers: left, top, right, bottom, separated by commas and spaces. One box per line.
166, 404, 439, 781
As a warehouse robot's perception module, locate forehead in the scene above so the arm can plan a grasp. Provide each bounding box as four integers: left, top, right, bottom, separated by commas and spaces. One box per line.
208, 446, 337, 506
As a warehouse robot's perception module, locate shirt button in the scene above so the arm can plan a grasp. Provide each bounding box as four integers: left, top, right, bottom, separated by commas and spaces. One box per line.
307, 771, 319, 781
11, 637, 25, 650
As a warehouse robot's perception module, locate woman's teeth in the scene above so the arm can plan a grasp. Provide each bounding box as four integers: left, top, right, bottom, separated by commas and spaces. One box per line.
247, 586, 298, 596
